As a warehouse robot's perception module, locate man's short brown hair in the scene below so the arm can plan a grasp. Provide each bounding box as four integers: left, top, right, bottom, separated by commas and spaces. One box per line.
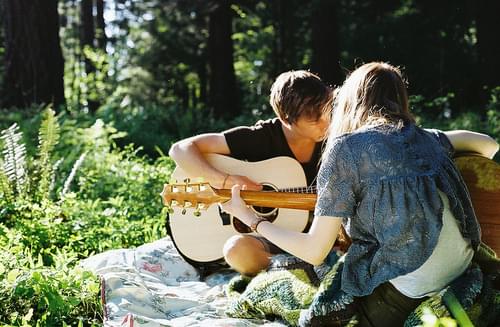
269, 70, 332, 124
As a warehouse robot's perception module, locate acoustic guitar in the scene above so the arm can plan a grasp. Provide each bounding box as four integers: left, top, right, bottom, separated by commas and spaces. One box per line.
162, 154, 500, 266
163, 154, 313, 265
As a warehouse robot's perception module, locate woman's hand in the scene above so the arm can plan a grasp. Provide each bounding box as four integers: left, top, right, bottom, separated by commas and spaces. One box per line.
219, 184, 257, 226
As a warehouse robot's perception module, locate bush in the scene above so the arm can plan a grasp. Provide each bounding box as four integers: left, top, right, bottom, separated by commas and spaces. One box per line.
0, 228, 102, 326
0, 108, 175, 325
411, 88, 500, 162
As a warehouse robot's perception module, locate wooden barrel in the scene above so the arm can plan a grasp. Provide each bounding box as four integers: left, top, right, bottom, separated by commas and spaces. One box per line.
455, 155, 500, 255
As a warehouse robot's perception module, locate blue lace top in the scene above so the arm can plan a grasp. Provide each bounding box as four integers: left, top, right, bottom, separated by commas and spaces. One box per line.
314, 123, 481, 297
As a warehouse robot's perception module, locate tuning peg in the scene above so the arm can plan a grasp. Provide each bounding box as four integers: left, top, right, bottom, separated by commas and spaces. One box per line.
193, 210, 201, 217
162, 206, 174, 215
181, 208, 187, 215
170, 200, 178, 207
183, 178, 191, 184
197, 203, 207, 210
184, 201, 193, 208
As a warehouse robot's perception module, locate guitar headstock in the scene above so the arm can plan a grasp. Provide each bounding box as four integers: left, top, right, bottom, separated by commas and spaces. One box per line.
160, 181, 222, 214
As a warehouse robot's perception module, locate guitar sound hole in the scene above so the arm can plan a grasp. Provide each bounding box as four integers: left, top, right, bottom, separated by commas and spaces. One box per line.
218, 206, 231, 226
234, 184, 279, 233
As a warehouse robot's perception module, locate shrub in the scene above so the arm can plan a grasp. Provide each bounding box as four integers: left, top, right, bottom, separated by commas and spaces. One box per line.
0, 108, 175, 325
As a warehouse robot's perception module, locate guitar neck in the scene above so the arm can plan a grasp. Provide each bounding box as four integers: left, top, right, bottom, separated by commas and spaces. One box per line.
213, 189, 317, 211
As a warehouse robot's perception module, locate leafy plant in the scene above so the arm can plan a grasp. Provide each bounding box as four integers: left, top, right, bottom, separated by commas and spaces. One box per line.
34, 109, 60, 201
0, 107, 177, 325
0, 229, 102, 326
0, 123, 28, 197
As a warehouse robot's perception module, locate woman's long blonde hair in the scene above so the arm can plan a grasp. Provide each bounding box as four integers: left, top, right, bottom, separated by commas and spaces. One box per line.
327, 62, 415, 139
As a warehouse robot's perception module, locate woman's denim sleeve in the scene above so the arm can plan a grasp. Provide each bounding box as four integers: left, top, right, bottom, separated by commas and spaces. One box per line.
425, 129, 455, 158
314, 137, 357, 218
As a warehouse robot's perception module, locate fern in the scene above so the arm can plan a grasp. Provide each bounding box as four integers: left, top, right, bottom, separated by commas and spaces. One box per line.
35, 108, 60, 200
0, 123, 28, 196
0, 164, 13, 203
60, 152, 87, 198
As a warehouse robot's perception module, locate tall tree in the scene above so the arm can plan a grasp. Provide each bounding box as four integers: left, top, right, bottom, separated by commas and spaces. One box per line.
208, 1, 239, 117
0, 2, 5, 91
95, 0, 107, 50
310, 0, 343, 86
271, 0, 301, 76
475, 0, 500, 98
1, 0, 65, 108
80, 0, 95, 74
80, 0, 99, 112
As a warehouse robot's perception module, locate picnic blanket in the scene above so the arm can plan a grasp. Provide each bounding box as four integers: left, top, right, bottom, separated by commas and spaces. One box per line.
81, 238, 500, 326
80, 237, 285, 326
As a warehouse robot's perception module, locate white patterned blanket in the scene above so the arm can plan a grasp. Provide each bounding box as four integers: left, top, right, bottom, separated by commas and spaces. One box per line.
81, 237, 284, 327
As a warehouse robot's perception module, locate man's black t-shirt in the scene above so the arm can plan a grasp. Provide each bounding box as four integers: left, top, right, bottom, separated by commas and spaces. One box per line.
223, 118, 322, 186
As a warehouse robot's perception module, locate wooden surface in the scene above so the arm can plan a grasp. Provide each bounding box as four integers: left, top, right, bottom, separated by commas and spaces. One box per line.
455, 155, 500, 255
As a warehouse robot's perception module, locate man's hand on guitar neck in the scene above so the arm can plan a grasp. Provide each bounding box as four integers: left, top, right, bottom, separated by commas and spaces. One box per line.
214, 174, 263, 191
225, 175, 263, 191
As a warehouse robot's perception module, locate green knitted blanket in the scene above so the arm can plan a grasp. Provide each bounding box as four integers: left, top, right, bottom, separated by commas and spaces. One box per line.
226, 244, 500, 327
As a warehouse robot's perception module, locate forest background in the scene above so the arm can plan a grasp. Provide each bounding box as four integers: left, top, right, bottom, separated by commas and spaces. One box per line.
0, 0, 498, 326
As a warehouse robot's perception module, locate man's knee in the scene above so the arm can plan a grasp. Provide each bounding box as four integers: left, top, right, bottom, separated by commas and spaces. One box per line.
223, 235, 271, 275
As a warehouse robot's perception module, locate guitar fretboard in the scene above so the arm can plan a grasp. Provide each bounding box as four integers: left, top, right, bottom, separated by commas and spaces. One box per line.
277, 185, 317, 194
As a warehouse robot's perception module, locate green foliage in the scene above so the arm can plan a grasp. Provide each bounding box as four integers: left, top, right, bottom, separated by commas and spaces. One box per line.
0, 228, 102, 326
419, 307, 457, 327
0, 109, 175, 325
232, 2, 276, 114
96, 67, 262, 156
412, 87, 500, 162
338, 0, 480, 112
485, 87, 500, 139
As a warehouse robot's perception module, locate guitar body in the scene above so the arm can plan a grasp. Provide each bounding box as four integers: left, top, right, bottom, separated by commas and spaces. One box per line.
455, 155, 500, 255
167, 154, 310, 264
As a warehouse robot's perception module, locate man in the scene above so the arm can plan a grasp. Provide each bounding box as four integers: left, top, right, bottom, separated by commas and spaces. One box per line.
169, 70, 333, 275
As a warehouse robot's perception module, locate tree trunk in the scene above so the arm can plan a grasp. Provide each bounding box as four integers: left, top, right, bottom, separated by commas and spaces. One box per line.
476, 0, 500, 96
80, 0, 95, 74
271, 0, 299, 76
1, 0, 65, 108
208, 1, 239, 117
310, 0, 343, 86
80, 0, 99, 112
0, 2, 4, 88
95, 0, 107, 50
198, 62, 208, 104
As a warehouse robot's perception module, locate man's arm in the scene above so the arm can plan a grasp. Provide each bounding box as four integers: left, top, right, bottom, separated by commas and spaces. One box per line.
168, 133, 262, 190
444, 130, 499, 159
